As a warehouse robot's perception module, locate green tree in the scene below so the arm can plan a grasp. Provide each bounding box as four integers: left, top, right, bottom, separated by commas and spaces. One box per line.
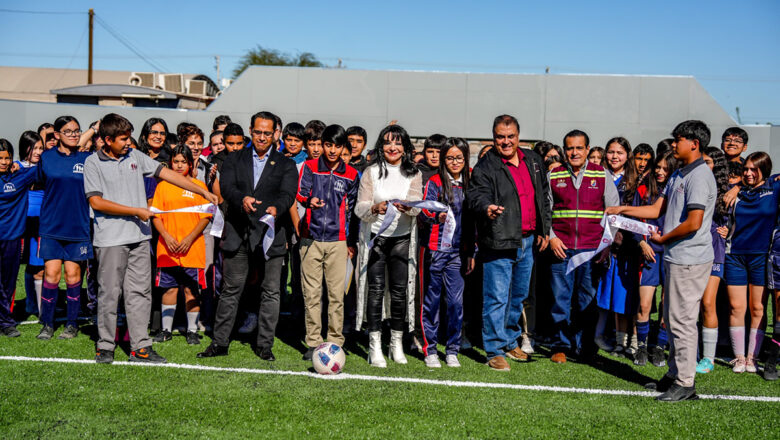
232, 45, 324, 77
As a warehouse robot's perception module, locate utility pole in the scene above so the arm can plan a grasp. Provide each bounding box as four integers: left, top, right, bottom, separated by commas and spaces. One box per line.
215, 55, 221, 87
88, 8, 94, 84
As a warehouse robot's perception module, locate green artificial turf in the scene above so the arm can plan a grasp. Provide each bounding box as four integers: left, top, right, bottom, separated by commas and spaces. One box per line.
3, 267, 779, 439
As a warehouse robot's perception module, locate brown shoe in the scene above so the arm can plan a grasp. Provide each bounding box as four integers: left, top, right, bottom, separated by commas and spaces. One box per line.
551, 352, 567, 364
488, 356, 511, 371
506, 347, 529, 362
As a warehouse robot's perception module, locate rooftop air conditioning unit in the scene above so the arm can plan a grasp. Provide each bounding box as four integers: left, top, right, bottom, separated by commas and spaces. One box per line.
160, 74, 184, 93
187, 79, 207, 96
129, 72, 156, 88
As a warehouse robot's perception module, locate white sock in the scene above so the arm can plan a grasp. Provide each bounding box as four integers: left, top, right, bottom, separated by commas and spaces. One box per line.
748, 329, 765, 359
615, 331, 627, 348
186, 312, 199, 333
161, 304, 176, 332
34, 279, 43, 311
702, 327, 718, 361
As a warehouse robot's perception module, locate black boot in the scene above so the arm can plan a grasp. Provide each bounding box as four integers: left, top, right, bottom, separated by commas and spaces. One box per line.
764, 337, 778, 381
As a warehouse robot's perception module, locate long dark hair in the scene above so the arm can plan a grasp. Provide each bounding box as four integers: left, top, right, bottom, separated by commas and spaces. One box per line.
438, 137, 470, 205
169, 145, 195, 177
704, 147, 730, 218
18, 131, 42, 163
368, 124, 419, 178
138, 117, 170, 155
646, 150, 679, 202
604, 137, 639, 205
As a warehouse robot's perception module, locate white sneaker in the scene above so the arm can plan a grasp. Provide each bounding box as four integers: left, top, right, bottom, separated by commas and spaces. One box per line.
731, 357, 746, 373
238, 313, 258, 334
521, 334, 535, 354
424, 354, 441, 368
745, 357, 757, 373
445, 354, 461, 368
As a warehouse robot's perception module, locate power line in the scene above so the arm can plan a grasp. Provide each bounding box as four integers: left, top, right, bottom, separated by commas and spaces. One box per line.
0, 8, 84, 15
93, 15, 168, 73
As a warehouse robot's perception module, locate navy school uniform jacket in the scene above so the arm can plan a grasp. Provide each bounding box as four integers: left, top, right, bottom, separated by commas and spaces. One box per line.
418, 173, 475, 255
0, 167, 38, 240
296, 157, 359, 244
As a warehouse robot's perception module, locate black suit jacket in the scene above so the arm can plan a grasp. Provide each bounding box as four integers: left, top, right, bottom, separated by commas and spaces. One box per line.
219, 146, 298, 256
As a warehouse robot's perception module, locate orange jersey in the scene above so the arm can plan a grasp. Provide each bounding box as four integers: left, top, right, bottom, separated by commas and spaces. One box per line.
151, 179, 211, 268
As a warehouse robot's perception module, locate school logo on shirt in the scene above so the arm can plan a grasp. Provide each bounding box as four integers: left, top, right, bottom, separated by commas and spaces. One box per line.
129, 162, 138, 171
589, 179, 598, 188
80, 246, 88, 256
556, 181, 567, 188
334, 179, 346, 193
182, 190, 195, 199
3, 183, 16, 193
72, 163, 84, 174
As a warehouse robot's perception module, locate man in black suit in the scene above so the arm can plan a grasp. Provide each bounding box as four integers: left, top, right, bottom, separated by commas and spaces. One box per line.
198, 111, 298, 361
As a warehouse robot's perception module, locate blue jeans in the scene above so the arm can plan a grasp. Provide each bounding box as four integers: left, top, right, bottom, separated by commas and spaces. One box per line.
549, 249, 599, 353
481, 236, 535, 359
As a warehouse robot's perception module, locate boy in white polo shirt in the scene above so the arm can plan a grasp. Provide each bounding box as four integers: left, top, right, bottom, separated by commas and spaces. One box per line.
84, 113, 217, 364
607, 120, 716, 402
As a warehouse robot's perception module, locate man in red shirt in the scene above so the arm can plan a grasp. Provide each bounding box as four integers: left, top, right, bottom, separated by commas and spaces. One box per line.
467, 115, 551, 371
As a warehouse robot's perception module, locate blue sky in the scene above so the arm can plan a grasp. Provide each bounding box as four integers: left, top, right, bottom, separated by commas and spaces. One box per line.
1, 0, 778, 124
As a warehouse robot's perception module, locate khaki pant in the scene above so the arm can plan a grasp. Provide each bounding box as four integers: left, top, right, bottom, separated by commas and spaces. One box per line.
300, 239, 348, 348
664, 261, 711, 387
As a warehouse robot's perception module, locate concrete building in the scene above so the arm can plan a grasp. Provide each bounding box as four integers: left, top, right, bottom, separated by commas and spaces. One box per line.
0, 65, 776, 166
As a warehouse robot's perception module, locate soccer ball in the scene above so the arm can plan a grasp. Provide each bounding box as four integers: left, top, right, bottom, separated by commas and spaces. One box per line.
312, 342, 346, 375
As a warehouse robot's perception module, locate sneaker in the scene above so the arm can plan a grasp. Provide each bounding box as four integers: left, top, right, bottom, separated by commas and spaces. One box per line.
488, 356, 510, 371
649, 346, 667, 367
594, 335, 614, 352
95, 349, 114, 364
129, 346, 167, 363
185, 331, 201, 345
696, 357, 714, 374
445, 354, 460, 368
611, 344, 626, 358
424, 354, 441, 368
551, 352, 567, 364
302, 347, 315, 361
633, 345, 648, 366
153, 330, 172, 343
730, 357, 746, 373
745, 357, 757, 373
0, 326, 21, 338
238, 313, 258, 334
58, 325, 78, 340
520, 334, 535, 354
37, 325, 54, 340
506, 346, 529, 362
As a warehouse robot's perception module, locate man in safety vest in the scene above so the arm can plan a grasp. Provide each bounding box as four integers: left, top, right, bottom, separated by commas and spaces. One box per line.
546, 129, 620, 364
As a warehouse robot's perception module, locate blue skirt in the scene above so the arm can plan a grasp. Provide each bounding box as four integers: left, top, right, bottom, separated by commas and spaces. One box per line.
597, 254, 638, 315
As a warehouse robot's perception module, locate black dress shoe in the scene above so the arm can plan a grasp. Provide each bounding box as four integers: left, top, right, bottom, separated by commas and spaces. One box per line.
255, 346, 275, 361
302, 347, 315, 361
196, 343, 228, 358
645, 374, 675, 392
656, 383, 699, 402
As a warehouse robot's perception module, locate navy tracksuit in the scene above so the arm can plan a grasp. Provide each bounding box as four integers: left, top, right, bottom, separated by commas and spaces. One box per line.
418, 174, 471, 356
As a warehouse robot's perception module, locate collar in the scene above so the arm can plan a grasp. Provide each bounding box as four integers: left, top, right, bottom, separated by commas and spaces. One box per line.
317, 156, 346, 173
252, 148, 269, 162
350, 155, 366, 165
500, 149, 525, 166
97, 148, 129, 162
678, 157, 705, 177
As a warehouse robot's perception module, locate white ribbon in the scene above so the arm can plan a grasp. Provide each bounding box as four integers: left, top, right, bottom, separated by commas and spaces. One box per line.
259, 213, 275, 260
565, 214, 658, 274
368, 199, 449, 248
149, 203, 224, 238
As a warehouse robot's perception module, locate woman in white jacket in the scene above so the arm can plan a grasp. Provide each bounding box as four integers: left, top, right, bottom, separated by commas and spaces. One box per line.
354, 124, 423, 367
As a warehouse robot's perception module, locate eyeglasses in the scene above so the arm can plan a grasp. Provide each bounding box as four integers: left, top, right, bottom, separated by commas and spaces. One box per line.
60, 130, 82, 137
251, 130, 274, 138
723, 137, 744, 145
149, 130, 166, 137
445, 156, 465, 163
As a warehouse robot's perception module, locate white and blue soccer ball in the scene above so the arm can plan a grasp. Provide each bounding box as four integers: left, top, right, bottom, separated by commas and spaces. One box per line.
312, 342, 346, 375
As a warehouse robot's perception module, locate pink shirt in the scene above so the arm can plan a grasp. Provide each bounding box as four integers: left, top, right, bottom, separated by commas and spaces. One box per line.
503, 150, 537, 234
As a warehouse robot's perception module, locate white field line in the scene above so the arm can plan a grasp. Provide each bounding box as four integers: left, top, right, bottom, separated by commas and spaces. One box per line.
0, 355, 778, 403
